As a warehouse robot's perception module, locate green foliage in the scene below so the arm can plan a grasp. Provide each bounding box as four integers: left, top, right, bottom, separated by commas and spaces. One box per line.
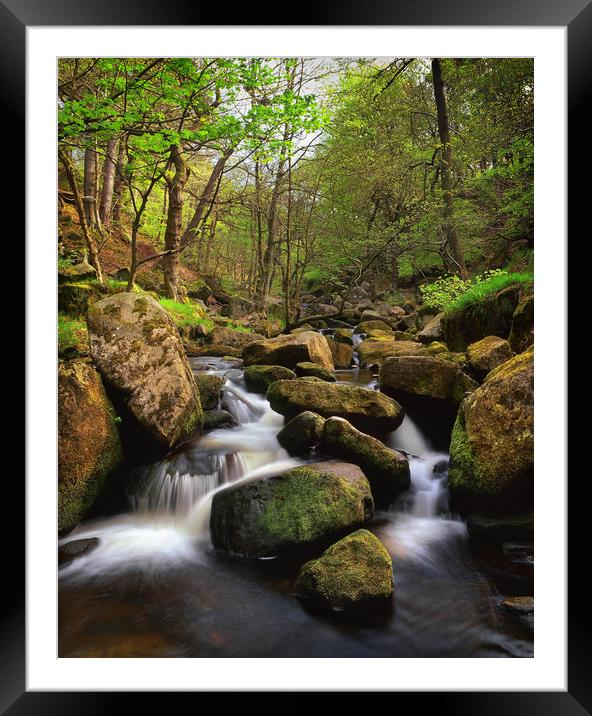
445, 271, 533, 315
157, 298, 214, 331
58, 314, 88, 356
57, 255, 74, 271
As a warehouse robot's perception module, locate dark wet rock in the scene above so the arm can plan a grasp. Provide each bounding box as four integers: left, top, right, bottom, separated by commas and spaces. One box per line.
59, 538, 100, 566
243, 364, 297, 393
500, 596, 534, 630
194, 373, 225, 410
508, 294, 534, 354
203, 409, 238, 430
322, 417, 410, 506
58, 360, 123, 532
267, 379, 404, 436
277, 411, 326, 455
58, 282, 95, 316
294, 529, 393, 610
466, 513, 534, 547
210, 460, 374, 558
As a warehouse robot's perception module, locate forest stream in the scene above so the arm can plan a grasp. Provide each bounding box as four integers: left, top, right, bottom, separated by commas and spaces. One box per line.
58, 336, 534, 658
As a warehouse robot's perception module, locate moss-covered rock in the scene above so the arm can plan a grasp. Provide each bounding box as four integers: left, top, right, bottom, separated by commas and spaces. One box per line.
466, 336, 513, 378
210, 460, 374, 557
325, 337, 354, 369
358, 338, 423, 368
87, 292, 203, 448
355, 319, 393, 334
58, 360, 123, 532
448, 348, 534, 511
508, 294, 534, 354
207, 326, 263, 348
58, 282, 96, 316
267, 379, 404, 436
295, 361, 336, 382
194, 373, 225, 410
185, 343, 243, 358
322, 417, 410, 506
294, 529, 393, 610
333, 328, 354, 345
277, 411, 325, 455
203, 409, 238, 430
380, 355, 477, 404
442, 285, 522, 351
422, 341, 449, 356
243, 331, 334, 371
243, 364, 296, 393
58, 259, 97, 285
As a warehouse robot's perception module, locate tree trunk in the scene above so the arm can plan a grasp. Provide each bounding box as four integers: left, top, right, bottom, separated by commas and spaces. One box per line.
431, 58, 468, 279
58, 147, 103, 283
163, 146, 190, 300
111, 139, 126, 225
180, 151, 229, 248
99, 138, 117, 228
83, 145, 98, 228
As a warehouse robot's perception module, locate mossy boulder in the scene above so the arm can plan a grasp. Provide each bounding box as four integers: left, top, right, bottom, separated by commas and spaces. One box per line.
508, 294, 534, 354
207, 326, 263, 348
325, 337, 354, 369
416, 313, 444, 344
422, 341, 449, 356
358, 338, 423, 368
294, 530, 393, 610
380, 355, 477, 405
203, 409, 238, 430
277, 411, 326, 455
355, 319, 393, 334
185, 343, 243, 358
58, 259, 97, 285
58, 282, 96, 316
295, 361, 336, 382
441, 285, 522, 352
243, 364, 296, 393
87, 292, 203, 449
220, 295, 256, 318
267, 379, 404, 436
194, 373, 225, 410
466, 336, 513, 378
58, 360, 123, 532
210, 460, 374, 557
322, 417, 410, 506
333, 328, 354, 345
448, 348, 534, 512
242, 331, 334, 371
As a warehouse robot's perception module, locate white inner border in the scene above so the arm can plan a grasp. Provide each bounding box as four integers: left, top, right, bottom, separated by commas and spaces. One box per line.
26, 26, 566, 691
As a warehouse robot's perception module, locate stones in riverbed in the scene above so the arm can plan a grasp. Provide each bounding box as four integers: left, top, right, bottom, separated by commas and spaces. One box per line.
210, 461, 374, 558
294, 530, 393, 610
277, 411, 325, 456
87, 292, 203, 449
194, 373, 225, 410
243, 364, 297, 393
295, 361, 336, 382
500, 596, 534, 630
325, 337, 354, 369
58, 537, 100, 566
358, 338, 423, 368
58, 360, 123, 532
466, 335, 513, 379
379, 355, 477, 405
206, 326, 264, 348
267, 379, 404, 436
448, 348, 534, 512
203, 409, 238, 430
242, 331, 334, 371
466, 512, 534, 548
321, 417, 410, 506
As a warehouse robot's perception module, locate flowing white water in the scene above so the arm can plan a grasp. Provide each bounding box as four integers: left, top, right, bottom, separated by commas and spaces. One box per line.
60, 364, 303, 577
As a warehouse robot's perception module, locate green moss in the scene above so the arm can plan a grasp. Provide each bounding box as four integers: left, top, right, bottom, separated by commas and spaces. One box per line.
259, 466, 367, 544
157, 297, 214, 332
244, 364, 296, 393
448, 410, 476, 490
58, 314, 88, 357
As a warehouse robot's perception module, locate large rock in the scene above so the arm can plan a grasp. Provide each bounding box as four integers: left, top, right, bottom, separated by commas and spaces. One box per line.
294, 530, 393, 609
58, 259, 97, 284
466, 336, 513, 378
210, 461, 374, 557
358, 339, 423, 367
58, 360, 123, 532
355, 319, 393, 334
322, 417, 410, 506
325, 337, 354, 369
207, 326, 264, 348
508, 294, 534, 354
295, 361, 336, 382
277, 411, 326, 455
194, 373, 225, 410
267, 380, 404, 435
441, 285, 522, 351
416, 313, 444, 344
448, 348, 534, 511
243, 364, 297, 393
380, 355, 477, 404
87, 293, 203, 448
242, 331, 334, 371
220, 295, 256, 318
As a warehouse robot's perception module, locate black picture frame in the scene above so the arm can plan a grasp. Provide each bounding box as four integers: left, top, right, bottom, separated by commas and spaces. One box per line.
10, 0, 581, 709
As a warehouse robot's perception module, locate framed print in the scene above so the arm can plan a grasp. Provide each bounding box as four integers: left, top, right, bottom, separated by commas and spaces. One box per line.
9, 0, 583, 709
